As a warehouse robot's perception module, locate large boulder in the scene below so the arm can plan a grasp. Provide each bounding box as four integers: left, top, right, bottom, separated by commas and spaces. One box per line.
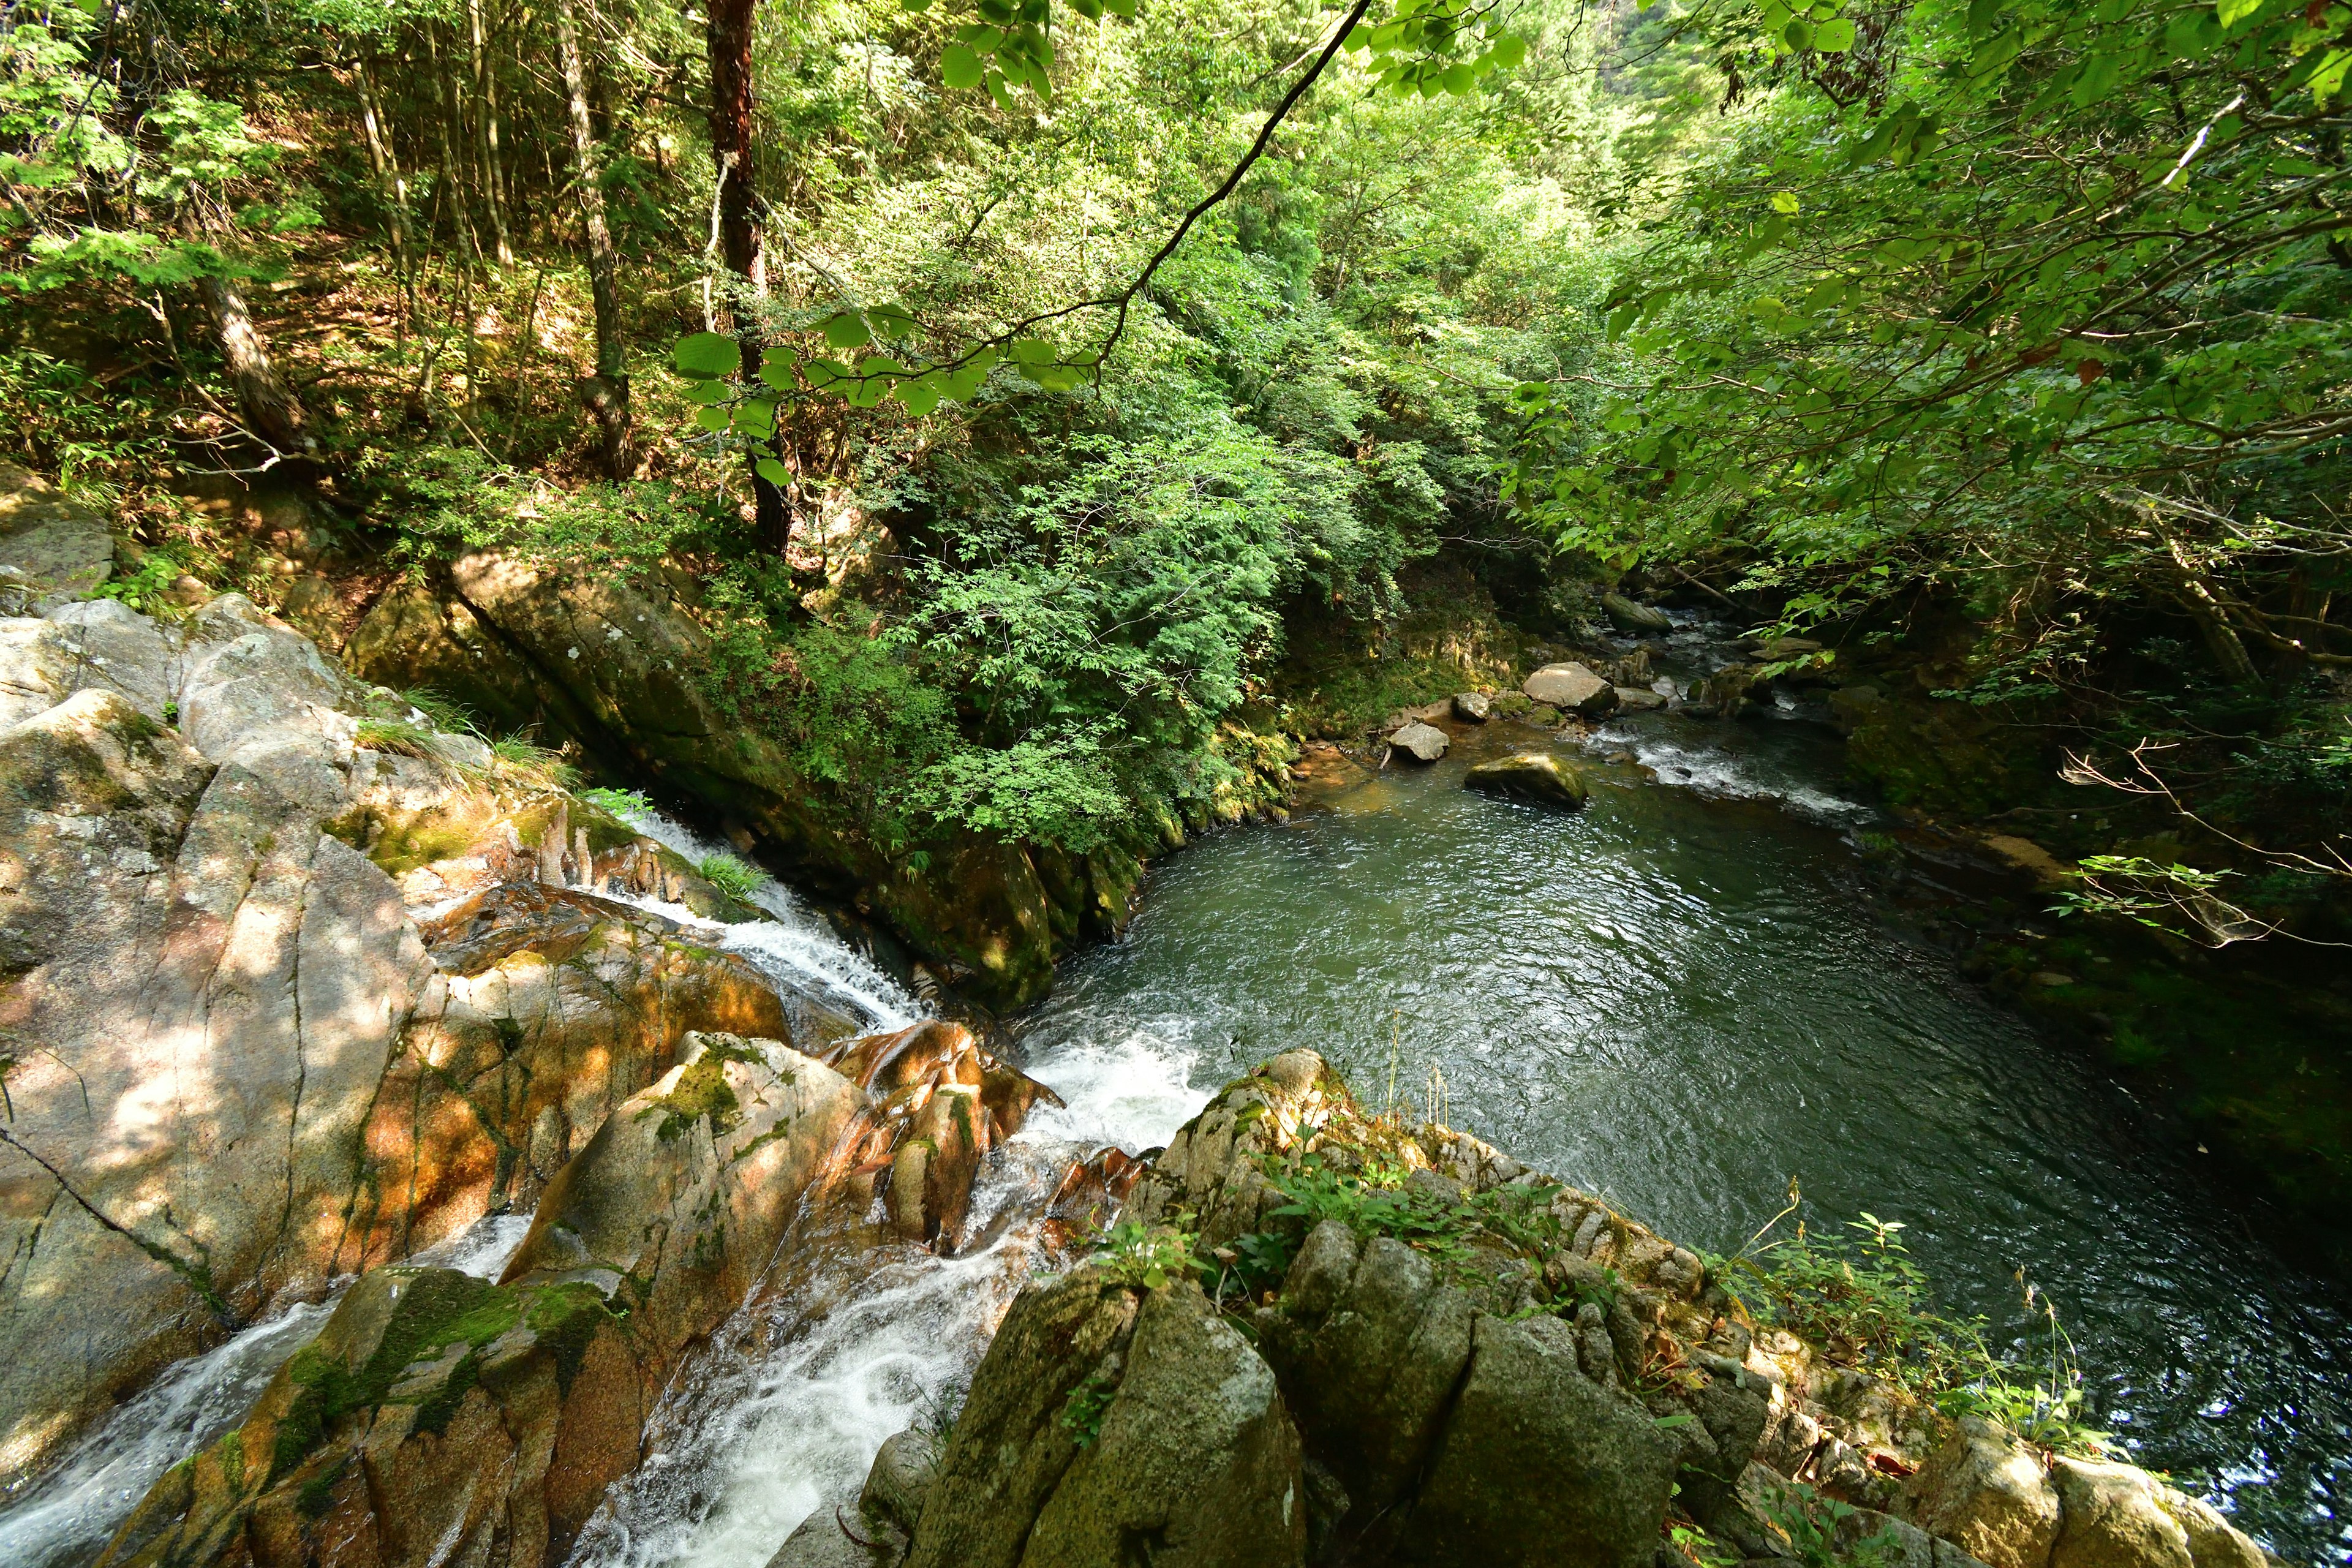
97, 1018, 1061, 1568
1901, 1417, 2066, 1568
1021, 1281, 1306, 1568
1400, 1311, 1681, 1568
1521, 662, 1617, 716
1387, 721, 1448, 763
0, 594, 821, 1487
1463, 752, 1589, 810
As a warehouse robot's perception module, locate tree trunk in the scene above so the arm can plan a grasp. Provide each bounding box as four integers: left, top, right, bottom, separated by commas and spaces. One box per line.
704, 0, 788, 549
553, 0, 632, 477
194, 272, 314, 459
428, 27, 483, 270
353, 57, 415, 326
467, 0, 514, 265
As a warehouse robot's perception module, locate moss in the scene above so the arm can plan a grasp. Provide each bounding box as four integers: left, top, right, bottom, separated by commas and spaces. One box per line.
527, 1281, 620, 1395
270, 1268, 505, 1480
295, 1453, 352, 1520
636, 1036, 764, 1142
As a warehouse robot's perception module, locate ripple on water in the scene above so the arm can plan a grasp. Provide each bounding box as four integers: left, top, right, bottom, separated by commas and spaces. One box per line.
1014, 719, 2350, 1564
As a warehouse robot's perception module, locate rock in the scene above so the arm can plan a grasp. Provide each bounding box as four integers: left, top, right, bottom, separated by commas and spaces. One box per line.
1450, 690, 1491, 722
1523, 662, 1618, 715
1019, 1281, 1306, 1568
0, 461, 112, 612
1123, 1050, 1353, 1247
350, 558, 1106, 1009
864, 1430, 943, 1537
94, 1264, 642, 1568
1692, 662, 1765, 715
1614, 685, 1667, 712
1388, 720, 1449, 763
499, 1033, 864, 1343
770, 1498, 907, 1567
2050, 1457, 2193, 1568
1401, 1311, 1681, 1568
1463, 752, 1589, 810
1828, 684, 1885, 736
904, 1264, 1145, 1568
0, 594, 822, 1487
1602, 592, 1673, 633
1257, 1226, 1474, 1518
1902, 1418, 2063, 1568
2160, 1491, 2266, 1568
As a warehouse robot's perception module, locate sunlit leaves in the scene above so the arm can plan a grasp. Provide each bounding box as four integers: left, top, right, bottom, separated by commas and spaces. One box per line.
674, 332, 741, 378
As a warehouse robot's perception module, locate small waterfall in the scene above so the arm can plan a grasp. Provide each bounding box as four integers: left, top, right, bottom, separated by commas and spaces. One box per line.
563, 1025, 1213, 1568
0, 1213, 535, 1568
611, 807, 922, 1031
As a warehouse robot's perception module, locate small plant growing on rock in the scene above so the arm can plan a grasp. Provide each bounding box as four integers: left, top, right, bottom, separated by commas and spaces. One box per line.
696, 851, 763, 901
580, 786, 654, 820
1086, 1216, 1205, 1291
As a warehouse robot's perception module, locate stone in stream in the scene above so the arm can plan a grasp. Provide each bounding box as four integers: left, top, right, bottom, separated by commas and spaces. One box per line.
1521, 661, 1618, 715
1613, 684, 1667, 712
1387, 720, 1449, 763
1450, 690, 1492, 722
1463, 751, 1589, 810
1600, 591, 1673, 633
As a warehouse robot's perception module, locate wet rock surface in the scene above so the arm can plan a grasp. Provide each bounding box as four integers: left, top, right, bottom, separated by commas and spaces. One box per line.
0, 592, 813, 1487
1462, 750, 1589, 810
853, 1054, 2275, 1568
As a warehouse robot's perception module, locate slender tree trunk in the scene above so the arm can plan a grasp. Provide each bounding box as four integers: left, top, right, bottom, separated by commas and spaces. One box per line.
467, 0, 514, 265
2162, 527, 2262, 685
553, 0, 632, 477
705, 0, 788, 549
192, 265, 315, 458
428, 28, 483, 271
354, 56, 416, 328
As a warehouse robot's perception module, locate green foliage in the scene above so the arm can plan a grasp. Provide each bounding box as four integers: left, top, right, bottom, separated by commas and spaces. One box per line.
1086, 1215, 1207, 1291
1749, 1476, 1902, 1568
1060, 1370, 1120, 1448
1716, 1201, 2109, 1456
578, 786, 655, 820
695, 851, 764, 900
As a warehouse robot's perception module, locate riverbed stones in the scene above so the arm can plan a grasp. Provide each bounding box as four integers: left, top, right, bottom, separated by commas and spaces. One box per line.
1388, 720, 1449, 762
1522, 661, 1618, 715
1463, 751, 1589, 810
1613, 684, 1667, 712
1450, 690, 1491, 721
1601, 592, 1673, 633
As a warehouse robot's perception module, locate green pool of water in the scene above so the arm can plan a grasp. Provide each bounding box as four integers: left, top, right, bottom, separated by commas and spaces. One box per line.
1017, 714, 2350, 1563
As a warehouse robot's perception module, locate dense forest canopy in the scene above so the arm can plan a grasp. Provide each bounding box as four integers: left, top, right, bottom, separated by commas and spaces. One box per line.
1, 0, 2346, 919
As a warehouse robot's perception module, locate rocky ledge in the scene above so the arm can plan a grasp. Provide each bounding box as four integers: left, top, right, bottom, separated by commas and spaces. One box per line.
784, 1054, 2272, 1568
0, 590, 824, 1488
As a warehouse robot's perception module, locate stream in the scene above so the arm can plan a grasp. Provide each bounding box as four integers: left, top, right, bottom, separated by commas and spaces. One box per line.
4, 707, 2343, 1566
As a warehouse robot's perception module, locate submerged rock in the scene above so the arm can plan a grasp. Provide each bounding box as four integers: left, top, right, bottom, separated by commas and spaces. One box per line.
1463, 752, 1589, 810
1387, 721, 1449, 763
1521, 662, 1618, 716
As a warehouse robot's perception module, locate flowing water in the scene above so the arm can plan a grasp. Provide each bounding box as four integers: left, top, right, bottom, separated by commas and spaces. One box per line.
0, 1212, 537, 1568
10, 724, 2345, 1566
1012, 709, 2351, 1565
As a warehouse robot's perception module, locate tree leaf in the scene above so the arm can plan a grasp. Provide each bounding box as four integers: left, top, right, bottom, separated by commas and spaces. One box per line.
693, 405, 730, 432
821, 312, 872, 349
941, 43, 985, 90
673, 331, 740, 378
895, 377, 943, 416
1814, 17, 1856, 51
1490, 32, 1528, 69
755, 457, 790, 484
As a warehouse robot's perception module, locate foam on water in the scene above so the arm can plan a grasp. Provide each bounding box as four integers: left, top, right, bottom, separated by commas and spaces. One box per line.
1587, 720, 1874, 823
561, 1000, 1213, 1568
611, 807, 921, 1030
0, 1210, 535, 1568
